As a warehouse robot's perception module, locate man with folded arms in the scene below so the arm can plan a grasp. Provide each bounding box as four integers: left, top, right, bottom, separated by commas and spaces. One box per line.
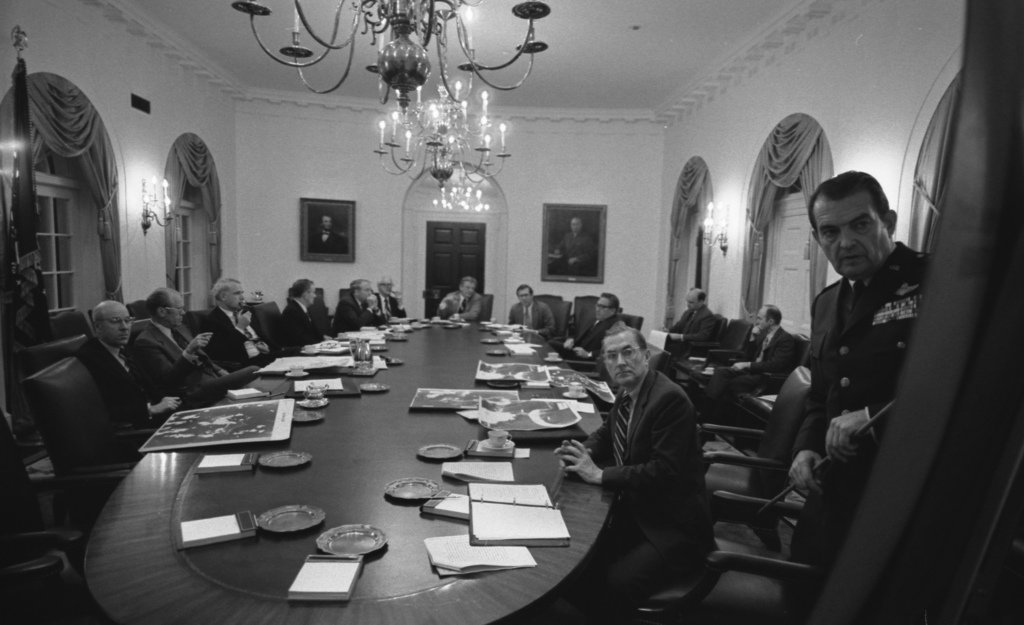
75, 300, 181, 428
332, 278, 386, 334
437, 276, 483, 321
548, 292, 621, 360
507, 284, 555, 338
201, 278, 277, 369
788, 171, 928, 566
374, 276, 407, 321
134, 288, 259, 407
281, 279, 326, 347
664, 288, 717, 358
554, 325, 714, 621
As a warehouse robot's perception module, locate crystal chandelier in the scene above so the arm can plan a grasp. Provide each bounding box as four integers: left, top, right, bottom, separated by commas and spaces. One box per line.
433, 182, 489, 212
376, 81, 507, 187
231, 0, 550, 113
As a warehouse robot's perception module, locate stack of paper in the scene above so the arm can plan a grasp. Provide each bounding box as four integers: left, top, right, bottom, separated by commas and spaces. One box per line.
441, 462, 514, 483
424, 535, 536, 576
195, 453, 257, 474
288, 555, 363, 601
470, 500, 570, 547
421, 492, 470, 520
226, 388, 268, 400
178, 511, 256, 549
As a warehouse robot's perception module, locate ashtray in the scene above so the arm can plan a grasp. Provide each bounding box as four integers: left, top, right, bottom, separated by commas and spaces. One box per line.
256, 505, 325, 533
384, 477, 441, 500
285, 371, 309, 378
486, 350, 508, 356
292, 410, 325, 423
258, 451, 312, 468
416, 443, 463, 461
487, 379, 520, 389
383, 357, 404, 365
562, 392, 587, 399
317, 524, 388, 556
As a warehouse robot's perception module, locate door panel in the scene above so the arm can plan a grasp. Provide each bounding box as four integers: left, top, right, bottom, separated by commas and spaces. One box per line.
425, 221, 486, 317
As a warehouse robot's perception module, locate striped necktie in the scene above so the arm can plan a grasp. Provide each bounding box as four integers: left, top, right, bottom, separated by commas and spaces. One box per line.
612, 394, 633, 466
171, 329, 191, 352
524, 306, 532, 328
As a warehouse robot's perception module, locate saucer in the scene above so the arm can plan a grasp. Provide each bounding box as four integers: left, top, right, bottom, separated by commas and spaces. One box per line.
545, 357, 563, 363
285, 371, 309, 378
563, 391, 587, 399
297, 398, 329, 409
480, 439, 514, 451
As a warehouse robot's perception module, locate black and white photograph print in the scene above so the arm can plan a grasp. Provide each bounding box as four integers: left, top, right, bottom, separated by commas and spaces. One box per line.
301, 198, 355, 262
409, 388, 520, 411
478, 398, 582, 431
475, 361, 552, 383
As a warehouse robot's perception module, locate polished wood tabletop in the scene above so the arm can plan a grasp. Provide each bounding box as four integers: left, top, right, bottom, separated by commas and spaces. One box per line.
85, 324, 613, 625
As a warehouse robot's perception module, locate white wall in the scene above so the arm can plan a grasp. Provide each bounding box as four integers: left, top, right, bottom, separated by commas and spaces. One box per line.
657, 0, 965, 322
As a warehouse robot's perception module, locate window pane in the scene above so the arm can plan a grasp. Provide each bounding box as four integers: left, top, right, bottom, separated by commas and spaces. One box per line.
53, 198, 71, 234
182, 270, 191, 293
55, 236, 73, 271
179, 215, 190, 239
36, 197, 54, 232
43, 274, 57, 309
57, 273, 74, 309
182, 242, 191, 261
37, 236, 55, 271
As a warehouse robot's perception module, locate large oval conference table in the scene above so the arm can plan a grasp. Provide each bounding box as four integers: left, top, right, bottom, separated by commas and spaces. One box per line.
85, 323, 613, 625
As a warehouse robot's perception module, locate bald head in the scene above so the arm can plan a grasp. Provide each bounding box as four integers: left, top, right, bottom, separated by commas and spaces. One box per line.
92, 300, 132, 348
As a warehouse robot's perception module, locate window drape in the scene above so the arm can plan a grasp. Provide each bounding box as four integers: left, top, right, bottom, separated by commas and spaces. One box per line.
666, 157, 713, 325
19, 73, 122, 301
163, 133, 222, 289
741, 113, 833, 316
909, 73, 961, 252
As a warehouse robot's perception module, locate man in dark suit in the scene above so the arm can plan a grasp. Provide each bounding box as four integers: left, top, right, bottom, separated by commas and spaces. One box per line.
700, 304, 798, 421
555, 325, 714, 620
134, 288, 259, 407
74, 300, 181, 428
789, 171, 929, 567
281, 279, 325, 347
548, 292, 621, 360
437, 276, 483, 321
665, 288, 717, 358
507, 284, 555, 338
374, 276, 407, 320
201, 278, 277, 369
332, 278, 386, 334
308, 214, 348, 255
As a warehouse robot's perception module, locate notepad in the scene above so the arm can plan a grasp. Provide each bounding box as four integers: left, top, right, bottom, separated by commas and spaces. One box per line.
469, 483, 552, 507
441, 461, 514, 483
470, 501, 570, 547
424, 534, 536, 576
288, 555, 363, 601
195, 453, 257, 474
506, 344, 536, 355
178, 511, 256, 549
226, 388, 268, 400
421, 492, 470, 521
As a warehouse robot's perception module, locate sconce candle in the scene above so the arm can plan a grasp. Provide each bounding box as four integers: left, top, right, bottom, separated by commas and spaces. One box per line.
141, 177, 173, 235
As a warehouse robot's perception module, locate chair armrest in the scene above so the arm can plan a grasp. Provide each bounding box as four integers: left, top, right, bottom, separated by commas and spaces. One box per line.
760, 373, 788, 396
700, 424, 766, 440
706, 349, 745, 366
706, 551, 821, 581
68, 464, 136, 476
711, 490, 804, 516
703, 452, 789, 472
0, 529, 84, 552
0, 555, 64, 583
564, 359, 597, 373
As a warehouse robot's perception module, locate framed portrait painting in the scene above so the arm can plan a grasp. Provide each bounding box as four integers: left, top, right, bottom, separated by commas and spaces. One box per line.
541, 203, 606, 283
300, 198, 355, 262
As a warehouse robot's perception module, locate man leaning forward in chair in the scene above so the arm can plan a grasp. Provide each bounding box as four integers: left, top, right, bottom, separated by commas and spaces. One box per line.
554, 324, 714, 622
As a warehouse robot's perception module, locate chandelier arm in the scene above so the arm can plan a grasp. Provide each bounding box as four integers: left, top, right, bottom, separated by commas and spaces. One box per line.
453, 18, 533, 72
418, 0, 439, 50
390, 148, 418, 173
377, 152, 416, 176
295, 0, 360, 52
295, 31, 359, 94
462, 53, 536, 91
247, 16, 336, 68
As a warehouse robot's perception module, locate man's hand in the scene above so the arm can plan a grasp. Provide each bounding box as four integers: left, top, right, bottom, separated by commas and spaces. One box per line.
151, 396, 182, 416
563, 338, 575, 350
572, 346, 591, 359
730, 361, 751, 372
235, 310, 252, 331
826, 408, 870, 462
393, 289, 402, 303
553, 440, 602, 485
789, 449, 823, 494
185, 332, 212, 357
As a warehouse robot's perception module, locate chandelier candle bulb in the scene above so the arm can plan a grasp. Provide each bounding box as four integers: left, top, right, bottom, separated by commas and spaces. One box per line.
379, 120, 386, 147
293, 7, 300, 33
405, 130, 412, 154
499, 123, 507, 152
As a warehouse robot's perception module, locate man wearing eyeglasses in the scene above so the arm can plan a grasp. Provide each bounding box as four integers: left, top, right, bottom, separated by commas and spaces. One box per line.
75, 300, 182, 428
554, 325, 713, 620
134, 288, 259, 407
202, 278, 277, 369
374, 276, 406, 320
548, 292, 621, 360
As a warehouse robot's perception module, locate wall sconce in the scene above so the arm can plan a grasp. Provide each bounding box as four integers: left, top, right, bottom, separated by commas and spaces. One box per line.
141, 177, 172, 235
702, 201, 728, 254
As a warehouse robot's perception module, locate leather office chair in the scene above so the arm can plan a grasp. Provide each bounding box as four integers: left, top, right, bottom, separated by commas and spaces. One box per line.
620, 313, 644, 331
308, 287, 331, 337
534, 293, 563, 304
50, 310, 92, 340
125, 299, 150, 320
478, 294, 494, 322
127, 318, 150, 347
572, 295, 598, 337
184, 309, 209, 336
17, 335, 88, 379
546, 300, 572, 339
700, 367, 812, 550
250, 301, 285, 348
731, 334, 811, 425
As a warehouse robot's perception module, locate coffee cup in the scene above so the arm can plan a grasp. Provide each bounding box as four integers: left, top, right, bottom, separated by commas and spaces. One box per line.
546, 352, 559, 360
487, 429, 511, 448
289, 365, 305, 376
301, 345, 317, 355
568, 382, 585, 397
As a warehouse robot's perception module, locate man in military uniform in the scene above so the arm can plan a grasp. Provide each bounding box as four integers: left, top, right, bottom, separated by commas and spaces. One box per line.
788, 171, 928, 566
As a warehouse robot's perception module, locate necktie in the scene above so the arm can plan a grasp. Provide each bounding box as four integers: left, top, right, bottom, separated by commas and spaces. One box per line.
613, 394, 633, 466
680, 311, 695, 333
755, 335, 768, 362
852, 281, 866, 307
171, 329, 191, 352
458, 297, 467, 313
118, 348, 132, 372
524, 306, 532, 328
382, 295, 391, 319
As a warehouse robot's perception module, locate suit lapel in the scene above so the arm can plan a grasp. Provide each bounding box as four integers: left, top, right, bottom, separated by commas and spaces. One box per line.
624, 371, 656, 455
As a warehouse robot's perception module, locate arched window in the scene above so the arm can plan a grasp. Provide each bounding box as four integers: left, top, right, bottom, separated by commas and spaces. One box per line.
666, 156, 713, 326
164, 133, 222, 308
908, 73, 961, 252
742, 113, 833, 325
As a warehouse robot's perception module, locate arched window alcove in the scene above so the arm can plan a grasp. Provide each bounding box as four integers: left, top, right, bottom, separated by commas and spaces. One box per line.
665, 156, 713, 327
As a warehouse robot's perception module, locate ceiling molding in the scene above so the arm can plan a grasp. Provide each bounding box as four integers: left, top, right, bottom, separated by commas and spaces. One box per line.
654, 0, 885, 125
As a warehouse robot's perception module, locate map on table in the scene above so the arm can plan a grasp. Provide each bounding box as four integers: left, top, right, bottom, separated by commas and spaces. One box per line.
410, 389, 520, 411
475, 362, 551, 383
258, 356, 354, 374
546, 368, 615, 403
139, 399, 294, 453
478, 399, 582, 431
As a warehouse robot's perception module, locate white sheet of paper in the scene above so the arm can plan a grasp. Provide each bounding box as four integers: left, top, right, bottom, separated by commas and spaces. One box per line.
469, 483, 552, 507
442, 461, 514, 482
294, 378, 344, 392
571, 401, 595, 413
470, 502, 570, 542
197, 454, 245, 469
514, 448, 531, 459
288, 561, 360, 594
373, 356, 387, 370
424, 534, 536, 572
181, 514, 240, 543
259, 356, 354, 373
648, 329, 668, 351
506, 344, 536, 355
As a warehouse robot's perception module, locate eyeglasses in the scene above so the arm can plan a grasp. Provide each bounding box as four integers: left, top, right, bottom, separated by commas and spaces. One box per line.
162, 306, 185, 314
602, 346, 639, 363
595, 303, 614, 309
102, 317, 136, 327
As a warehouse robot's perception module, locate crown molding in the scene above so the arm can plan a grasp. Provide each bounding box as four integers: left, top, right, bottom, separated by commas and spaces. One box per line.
654, 0, 886, 126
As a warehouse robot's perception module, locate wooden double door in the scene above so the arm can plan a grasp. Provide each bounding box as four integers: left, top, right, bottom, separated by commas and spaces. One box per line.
423, 221, 486, 317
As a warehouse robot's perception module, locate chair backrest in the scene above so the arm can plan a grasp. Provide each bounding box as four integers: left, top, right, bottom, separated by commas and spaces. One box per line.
754, 366, 813, 493
250, 301, 285, 348
791, 333, 811, 366
17, 334, 88, 380
719, 318, 752, 351
573, 295, 599, 336
338, 288, 351, 304
184, 309, 209, 336
709, 315, 728, 343
648, 345, 670, 375
478, 294, 494, 322
534, 293, 563, 303
308, 287, 331, 337
50, 310, 93, 340
128, 318, 151, 347
0, 414, 44, 534
620, 313, 644, 331
22, 357, 132, 476
547, 300, 572, 338
126, 299, 150, 320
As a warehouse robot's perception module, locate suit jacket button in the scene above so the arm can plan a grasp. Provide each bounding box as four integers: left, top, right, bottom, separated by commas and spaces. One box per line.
897, 341, 906, 349
840, 377, 850, 388
839, 346, 849, 356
